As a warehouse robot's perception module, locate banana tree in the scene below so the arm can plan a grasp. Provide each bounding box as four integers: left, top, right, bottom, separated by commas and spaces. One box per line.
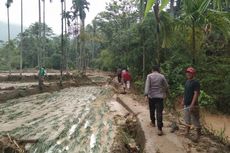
144, 0, 169, 64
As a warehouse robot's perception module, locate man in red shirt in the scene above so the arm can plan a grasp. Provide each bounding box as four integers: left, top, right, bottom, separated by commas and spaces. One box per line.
121, 69, 131, 93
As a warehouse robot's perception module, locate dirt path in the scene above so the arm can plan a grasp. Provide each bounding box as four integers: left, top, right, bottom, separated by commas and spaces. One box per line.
117, 94, 186, 153
115, 92, 230, 153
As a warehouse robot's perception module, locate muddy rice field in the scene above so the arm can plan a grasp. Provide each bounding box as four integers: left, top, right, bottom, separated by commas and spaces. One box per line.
0, 85, 120, 153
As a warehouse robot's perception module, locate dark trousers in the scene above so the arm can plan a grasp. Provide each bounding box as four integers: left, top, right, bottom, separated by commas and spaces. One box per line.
148, 98, 164, 130
118, 73, 122, 83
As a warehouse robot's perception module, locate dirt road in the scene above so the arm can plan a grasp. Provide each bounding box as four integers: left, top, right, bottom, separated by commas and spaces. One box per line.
116, 93, 230, 153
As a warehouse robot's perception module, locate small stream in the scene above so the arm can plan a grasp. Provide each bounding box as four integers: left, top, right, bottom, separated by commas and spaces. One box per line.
0, 86, 116, 153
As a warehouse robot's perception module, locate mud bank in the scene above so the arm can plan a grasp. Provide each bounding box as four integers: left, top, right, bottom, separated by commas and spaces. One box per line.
114, 96, 145, 153
0, 75, 93, 102
0, 74, 79, 82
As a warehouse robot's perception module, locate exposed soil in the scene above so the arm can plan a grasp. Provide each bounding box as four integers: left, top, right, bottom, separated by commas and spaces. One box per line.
0, 74, 93, 102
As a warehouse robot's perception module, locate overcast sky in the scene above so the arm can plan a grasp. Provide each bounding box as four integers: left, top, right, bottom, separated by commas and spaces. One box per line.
0, 0, 111, 34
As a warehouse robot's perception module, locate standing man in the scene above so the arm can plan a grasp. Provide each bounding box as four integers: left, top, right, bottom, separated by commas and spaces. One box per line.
122, 69, 132, 93
38, 66, 46, 90
144, 65, 169, 136
181, 67, 201, 142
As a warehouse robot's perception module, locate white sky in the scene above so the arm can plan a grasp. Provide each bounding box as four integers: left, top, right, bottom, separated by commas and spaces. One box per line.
0, 0, 111, 34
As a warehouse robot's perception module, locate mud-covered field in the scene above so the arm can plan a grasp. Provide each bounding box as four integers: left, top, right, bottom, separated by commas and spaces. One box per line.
0, 86, 118, 152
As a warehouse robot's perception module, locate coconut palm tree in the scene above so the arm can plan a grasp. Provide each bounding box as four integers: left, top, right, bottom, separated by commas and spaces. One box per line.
144, 0, 230, 64
60, 0, 64, 86
20, 0, 23, 76
63, 0, 68, 71
38, 0, 41, 68
179, 0, 230, 64
144, 0, 169, 64
72, 0, 89, 72
6, 0, 13, 75
41, 0, 52, 66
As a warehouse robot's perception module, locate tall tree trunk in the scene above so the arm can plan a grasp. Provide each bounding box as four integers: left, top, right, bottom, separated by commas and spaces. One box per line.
170, 0, 174, 16
75, 36, 78, 69
80, 20, 85, 72
64, 0, 68, 71
154, 0, 160, 64
92, 25, 96, 60
20, 0, 23, 76
139, 0, 147, 20
175, 0, 181, 17
142, 45, 145, 80
38, 0, 41, 68
7, 6, 11, 75
75, 19, 80, 70
38, 0, 42, 89
42, 0, 46, 67
192, 20, 196, 64
60, 0, 64, 86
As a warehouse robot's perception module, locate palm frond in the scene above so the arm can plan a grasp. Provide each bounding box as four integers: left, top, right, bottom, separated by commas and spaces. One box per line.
144, 0, 156, 17
198, 0, 211, 14
206, 10, 230, 37
159, 12, 174, 48
160, 0, 170, 10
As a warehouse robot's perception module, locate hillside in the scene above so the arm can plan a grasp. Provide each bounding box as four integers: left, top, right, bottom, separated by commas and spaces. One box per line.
0, 21, 21, 42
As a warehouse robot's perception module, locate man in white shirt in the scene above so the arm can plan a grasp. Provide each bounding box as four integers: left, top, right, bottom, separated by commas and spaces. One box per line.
144, 65, 169, 136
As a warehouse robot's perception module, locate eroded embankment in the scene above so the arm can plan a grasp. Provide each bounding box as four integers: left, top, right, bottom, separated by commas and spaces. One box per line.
0, 74, 93, 102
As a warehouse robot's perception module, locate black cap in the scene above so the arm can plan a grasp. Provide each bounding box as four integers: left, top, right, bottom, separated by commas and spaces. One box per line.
152, 65, 160, 72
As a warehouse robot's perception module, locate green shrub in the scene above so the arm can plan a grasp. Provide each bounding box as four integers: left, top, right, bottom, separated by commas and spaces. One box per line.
199, 90, 215, 108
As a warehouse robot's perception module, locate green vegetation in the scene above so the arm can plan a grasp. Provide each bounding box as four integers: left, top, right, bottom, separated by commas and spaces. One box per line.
0, 0, 229, 113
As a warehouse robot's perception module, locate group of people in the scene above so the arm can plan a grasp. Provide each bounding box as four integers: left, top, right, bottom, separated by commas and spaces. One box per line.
144, 65, 201, 142
117, 68, 132, 93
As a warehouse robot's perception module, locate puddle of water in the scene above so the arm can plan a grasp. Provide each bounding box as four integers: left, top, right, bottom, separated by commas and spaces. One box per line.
0, 86, 116, 152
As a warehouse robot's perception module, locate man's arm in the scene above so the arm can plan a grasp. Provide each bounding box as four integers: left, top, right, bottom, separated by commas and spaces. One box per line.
162, 76, 170, 97
190, 81, 200, 109
181, 97, 184, 108
144, 76, 150, 96
190, 91, 199, 108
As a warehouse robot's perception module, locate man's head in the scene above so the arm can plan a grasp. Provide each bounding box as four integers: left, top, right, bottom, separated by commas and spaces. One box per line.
185, 67, 196, 79
152, 65, 160, 72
